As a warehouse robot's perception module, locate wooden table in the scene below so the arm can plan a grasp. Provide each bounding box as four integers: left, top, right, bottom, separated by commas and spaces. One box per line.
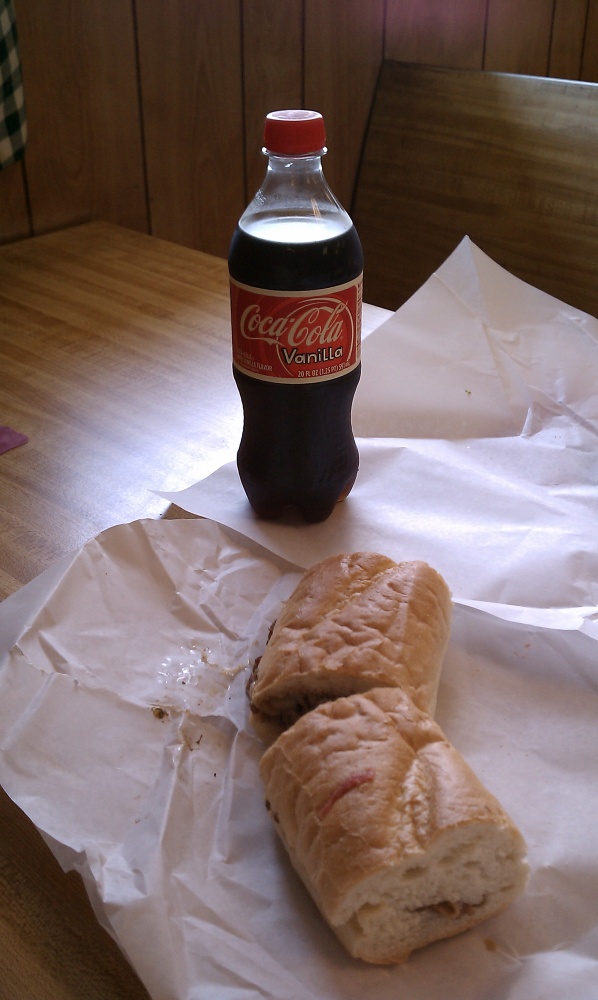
0, 222, 390, 1000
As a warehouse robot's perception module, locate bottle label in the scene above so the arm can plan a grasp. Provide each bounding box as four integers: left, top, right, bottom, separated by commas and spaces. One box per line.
230, 274, 362, 383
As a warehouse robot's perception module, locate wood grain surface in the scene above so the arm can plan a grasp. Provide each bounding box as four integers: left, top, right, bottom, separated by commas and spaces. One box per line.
14, 0, 147, 237
3, 1, 598, 251
484, 0, 555, 74
304, 0, 385, 209
549, 0, 591, 78
0, 159, 30, 243
242, 0, 303, 202
582, 0, 598, 79
385, 0, 488, 69
0, 222, 238, 600
354, 61, 598, 315
0, 222, 389, 1000
136, 0, 246, 257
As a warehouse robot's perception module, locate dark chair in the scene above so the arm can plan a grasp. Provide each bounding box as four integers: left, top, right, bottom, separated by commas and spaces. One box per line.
353, 60, 598, 316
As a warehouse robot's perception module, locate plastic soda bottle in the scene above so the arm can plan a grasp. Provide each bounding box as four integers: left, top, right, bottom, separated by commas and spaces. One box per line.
228, 109, 363, 522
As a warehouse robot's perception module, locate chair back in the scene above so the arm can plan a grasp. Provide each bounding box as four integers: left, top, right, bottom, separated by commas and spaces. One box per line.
353, 61, 598, 316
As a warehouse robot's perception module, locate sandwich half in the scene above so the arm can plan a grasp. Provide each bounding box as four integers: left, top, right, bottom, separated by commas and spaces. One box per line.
248, 552, 452, 743
259, 687, 529, 965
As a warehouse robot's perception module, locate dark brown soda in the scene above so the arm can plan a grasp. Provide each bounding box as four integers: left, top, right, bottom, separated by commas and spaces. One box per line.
229, 222, 363, 522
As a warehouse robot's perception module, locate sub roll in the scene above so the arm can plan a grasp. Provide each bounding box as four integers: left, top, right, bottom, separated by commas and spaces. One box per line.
248, 552, 452, 743
251, 552, 528, 963
260, 687, 529, 965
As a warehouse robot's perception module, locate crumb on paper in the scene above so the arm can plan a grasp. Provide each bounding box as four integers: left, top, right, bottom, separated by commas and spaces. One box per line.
151, 706, 169, 720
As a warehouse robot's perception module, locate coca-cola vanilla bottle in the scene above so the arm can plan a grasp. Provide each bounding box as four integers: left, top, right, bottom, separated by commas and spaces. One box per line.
228, 109, 363, 522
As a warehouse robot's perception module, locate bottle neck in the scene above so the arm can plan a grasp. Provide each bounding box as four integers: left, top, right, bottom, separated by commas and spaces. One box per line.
264, 149, 325, 172
239, 150, 352, 236
262, 149, 332, 193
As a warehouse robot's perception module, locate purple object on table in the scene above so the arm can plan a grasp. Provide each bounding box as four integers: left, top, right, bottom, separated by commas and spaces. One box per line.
0, 425, 28, 454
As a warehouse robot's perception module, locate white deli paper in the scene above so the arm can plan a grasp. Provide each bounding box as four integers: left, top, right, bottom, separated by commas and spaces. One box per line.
160, 238, 598, 624
1, 238, 598, 999
1, 517, 597, 1000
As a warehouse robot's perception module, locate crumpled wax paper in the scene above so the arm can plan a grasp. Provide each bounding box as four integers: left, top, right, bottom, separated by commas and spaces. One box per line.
1, 516, 597, 1000
1, 237, 597, 999
159, 238, 598, 628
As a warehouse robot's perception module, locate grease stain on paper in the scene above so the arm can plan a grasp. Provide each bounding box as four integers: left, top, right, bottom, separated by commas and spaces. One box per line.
155, 639, 245, 715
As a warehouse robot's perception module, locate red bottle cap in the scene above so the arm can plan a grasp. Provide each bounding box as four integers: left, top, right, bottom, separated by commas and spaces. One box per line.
263, 110, 326, 155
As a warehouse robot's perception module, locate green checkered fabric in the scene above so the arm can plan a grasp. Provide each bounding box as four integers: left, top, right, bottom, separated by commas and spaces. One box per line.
0, 0, 27, 169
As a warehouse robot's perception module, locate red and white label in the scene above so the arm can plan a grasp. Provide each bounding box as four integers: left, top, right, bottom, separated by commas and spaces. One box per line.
230, 274, 362, 383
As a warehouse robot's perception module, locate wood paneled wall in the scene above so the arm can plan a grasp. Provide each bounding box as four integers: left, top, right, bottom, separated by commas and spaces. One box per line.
2, 0, 598, 257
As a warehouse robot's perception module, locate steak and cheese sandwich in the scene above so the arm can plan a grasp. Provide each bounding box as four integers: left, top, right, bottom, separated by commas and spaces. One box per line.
260, 687, 529, 965
250, 551, 528, 963
248, 552, 452, 743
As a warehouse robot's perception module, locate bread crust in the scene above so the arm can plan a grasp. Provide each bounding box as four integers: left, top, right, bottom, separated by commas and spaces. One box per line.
260, 688, 529, 964
249, 552, 452, 741
251, 553, 528, 963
